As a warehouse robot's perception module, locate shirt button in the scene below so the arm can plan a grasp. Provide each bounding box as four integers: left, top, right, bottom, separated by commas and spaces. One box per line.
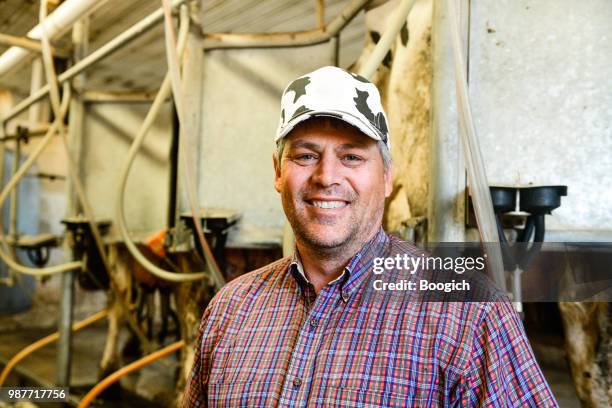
309, 318, 318, 328
293, 377, 302, 387
342, 291, 350, 302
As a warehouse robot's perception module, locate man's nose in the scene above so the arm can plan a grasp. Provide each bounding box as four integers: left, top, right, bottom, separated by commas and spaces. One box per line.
311, 154, 342, 187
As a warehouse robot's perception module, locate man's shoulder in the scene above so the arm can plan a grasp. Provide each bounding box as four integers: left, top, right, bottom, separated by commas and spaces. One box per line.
211, 256, 292, 306
386, 234, 425, 257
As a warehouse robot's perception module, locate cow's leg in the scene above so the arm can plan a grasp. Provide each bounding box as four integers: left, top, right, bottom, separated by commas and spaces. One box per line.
172, 254, 214, 405
98, 244, 132, 394
559, 301, 611, 407
98, 289, 124, 379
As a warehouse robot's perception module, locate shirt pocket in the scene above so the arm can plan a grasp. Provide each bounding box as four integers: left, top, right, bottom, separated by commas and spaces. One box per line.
318, 385, 423, 408
210, 331, 290, 385
208, 380, 281, 408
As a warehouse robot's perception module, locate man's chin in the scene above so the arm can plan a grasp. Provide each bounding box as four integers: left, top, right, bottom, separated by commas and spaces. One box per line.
298, 228, 350, 250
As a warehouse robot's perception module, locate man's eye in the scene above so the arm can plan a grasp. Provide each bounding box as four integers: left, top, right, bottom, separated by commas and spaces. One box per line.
295, 154, 317, 162
343, 154, 363, 162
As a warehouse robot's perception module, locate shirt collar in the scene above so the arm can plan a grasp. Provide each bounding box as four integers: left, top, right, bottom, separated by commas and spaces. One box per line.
289, 228, 389, 301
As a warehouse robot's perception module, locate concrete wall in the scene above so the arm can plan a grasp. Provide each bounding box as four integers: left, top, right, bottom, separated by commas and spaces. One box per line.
81, 102, 173, 235
198, 43, 363, 246
469, 0, 612, 236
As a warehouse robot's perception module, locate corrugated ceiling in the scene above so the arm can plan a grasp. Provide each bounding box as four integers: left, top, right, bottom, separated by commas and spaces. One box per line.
0, 0, 366, 97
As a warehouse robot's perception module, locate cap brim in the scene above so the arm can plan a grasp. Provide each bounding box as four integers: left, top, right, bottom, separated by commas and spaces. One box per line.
276, 110, 383, 144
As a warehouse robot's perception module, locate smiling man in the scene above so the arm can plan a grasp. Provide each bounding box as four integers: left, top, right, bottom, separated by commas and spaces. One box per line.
182, 66, 557, 407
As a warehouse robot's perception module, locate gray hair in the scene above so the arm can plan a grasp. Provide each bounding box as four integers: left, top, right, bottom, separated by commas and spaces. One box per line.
276, 137, 392, 171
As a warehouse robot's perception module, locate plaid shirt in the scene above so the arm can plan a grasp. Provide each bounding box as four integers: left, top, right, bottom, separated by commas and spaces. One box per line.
182, 229, 557, 407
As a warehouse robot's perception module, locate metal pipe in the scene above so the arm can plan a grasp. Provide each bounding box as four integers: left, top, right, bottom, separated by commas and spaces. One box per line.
0, 0, 106, 76
82, 90, 158, 103
32, 2, 153, 352
330, 34, 340, 67
202, 0, 369, 49
315, 0, 325, 29
0, 125, 52, 142
0, 104, 83, 276
7, 136, 21, 284
28, 59, 45, 125
0, 0, 186, 125
0, 3, 83, 278
0, 32, 71, 58
56, 266, 75, 387
55, 8, 89, 388
358, 0, 417, 78
8, 138, 20, 248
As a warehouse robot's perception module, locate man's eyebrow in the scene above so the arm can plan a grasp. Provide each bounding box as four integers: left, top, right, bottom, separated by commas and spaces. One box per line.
336, 142, 369, 150
288, 140, 321, 150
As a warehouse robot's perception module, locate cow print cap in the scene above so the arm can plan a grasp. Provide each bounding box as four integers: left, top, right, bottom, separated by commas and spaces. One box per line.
275, 66, 390, 149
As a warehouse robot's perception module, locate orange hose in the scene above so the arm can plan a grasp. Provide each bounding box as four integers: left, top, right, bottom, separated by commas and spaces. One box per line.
0, 309, 108, 386
78, 340, 185, 408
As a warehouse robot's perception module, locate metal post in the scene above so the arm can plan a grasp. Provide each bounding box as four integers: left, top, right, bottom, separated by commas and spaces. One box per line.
427, 0, 468, 242
175, 19, 204, 227
57, 16, 89, 388
56, 268, 75, 387
7, 134, 20, 283
8, 137, 19, 240
330, 34, 340, 67
28, 58, 45, 125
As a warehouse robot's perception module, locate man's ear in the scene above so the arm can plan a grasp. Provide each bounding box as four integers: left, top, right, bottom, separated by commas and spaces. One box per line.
384, 164, 393, 198
273, 153, 282, 193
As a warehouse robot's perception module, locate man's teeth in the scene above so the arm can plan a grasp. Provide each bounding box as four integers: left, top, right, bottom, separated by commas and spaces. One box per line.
312, 200, 347, 209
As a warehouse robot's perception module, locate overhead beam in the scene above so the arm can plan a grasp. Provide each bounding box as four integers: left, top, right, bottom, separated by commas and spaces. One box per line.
0, 32, 71, 58
202, 0, 369, 49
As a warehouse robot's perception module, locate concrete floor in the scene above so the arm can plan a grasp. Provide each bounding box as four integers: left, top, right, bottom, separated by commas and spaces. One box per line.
529, 334, 582, 408
0, 324, 583, 407
0, 323, 177, 407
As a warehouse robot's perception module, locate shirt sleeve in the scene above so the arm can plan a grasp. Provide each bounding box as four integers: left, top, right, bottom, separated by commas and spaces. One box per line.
460, 301, 559, 407
181, 304, 214, 408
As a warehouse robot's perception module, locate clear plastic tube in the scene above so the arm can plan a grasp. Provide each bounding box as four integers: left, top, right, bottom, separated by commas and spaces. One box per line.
160, 0, 225, 289
115, 4, 212, 283
0, 93, 82, 276
447, 0, 506, 290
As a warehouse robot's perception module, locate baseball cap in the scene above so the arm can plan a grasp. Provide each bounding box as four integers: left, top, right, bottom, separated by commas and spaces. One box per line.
275, 66, 390, 149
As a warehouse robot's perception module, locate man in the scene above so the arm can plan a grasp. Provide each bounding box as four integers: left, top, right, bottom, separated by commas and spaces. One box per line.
182, 66, 557, 407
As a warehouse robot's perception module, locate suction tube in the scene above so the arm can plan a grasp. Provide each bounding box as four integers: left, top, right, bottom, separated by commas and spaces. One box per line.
77, 340, 185, 408
115, 5, 217, 283
160, 0, 224, 288
37, 1, 154, 350
447, 0, 506, 290
0, 89, 82, 276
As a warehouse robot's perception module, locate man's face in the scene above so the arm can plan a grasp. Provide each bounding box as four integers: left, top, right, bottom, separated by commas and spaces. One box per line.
274, 120, 392, 252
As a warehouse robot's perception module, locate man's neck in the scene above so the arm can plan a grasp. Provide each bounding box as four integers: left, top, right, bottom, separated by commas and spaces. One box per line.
296, 244, 352, 294
295, 229, 380, 294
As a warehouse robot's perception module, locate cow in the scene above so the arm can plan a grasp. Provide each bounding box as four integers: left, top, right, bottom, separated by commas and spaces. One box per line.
351, 0, 611, 406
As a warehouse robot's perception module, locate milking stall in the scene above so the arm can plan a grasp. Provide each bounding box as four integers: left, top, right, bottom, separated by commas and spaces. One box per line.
0, 0, 610, 407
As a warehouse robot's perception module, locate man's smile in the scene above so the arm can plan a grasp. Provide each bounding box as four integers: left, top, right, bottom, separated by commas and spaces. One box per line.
304, 197, 351, 211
